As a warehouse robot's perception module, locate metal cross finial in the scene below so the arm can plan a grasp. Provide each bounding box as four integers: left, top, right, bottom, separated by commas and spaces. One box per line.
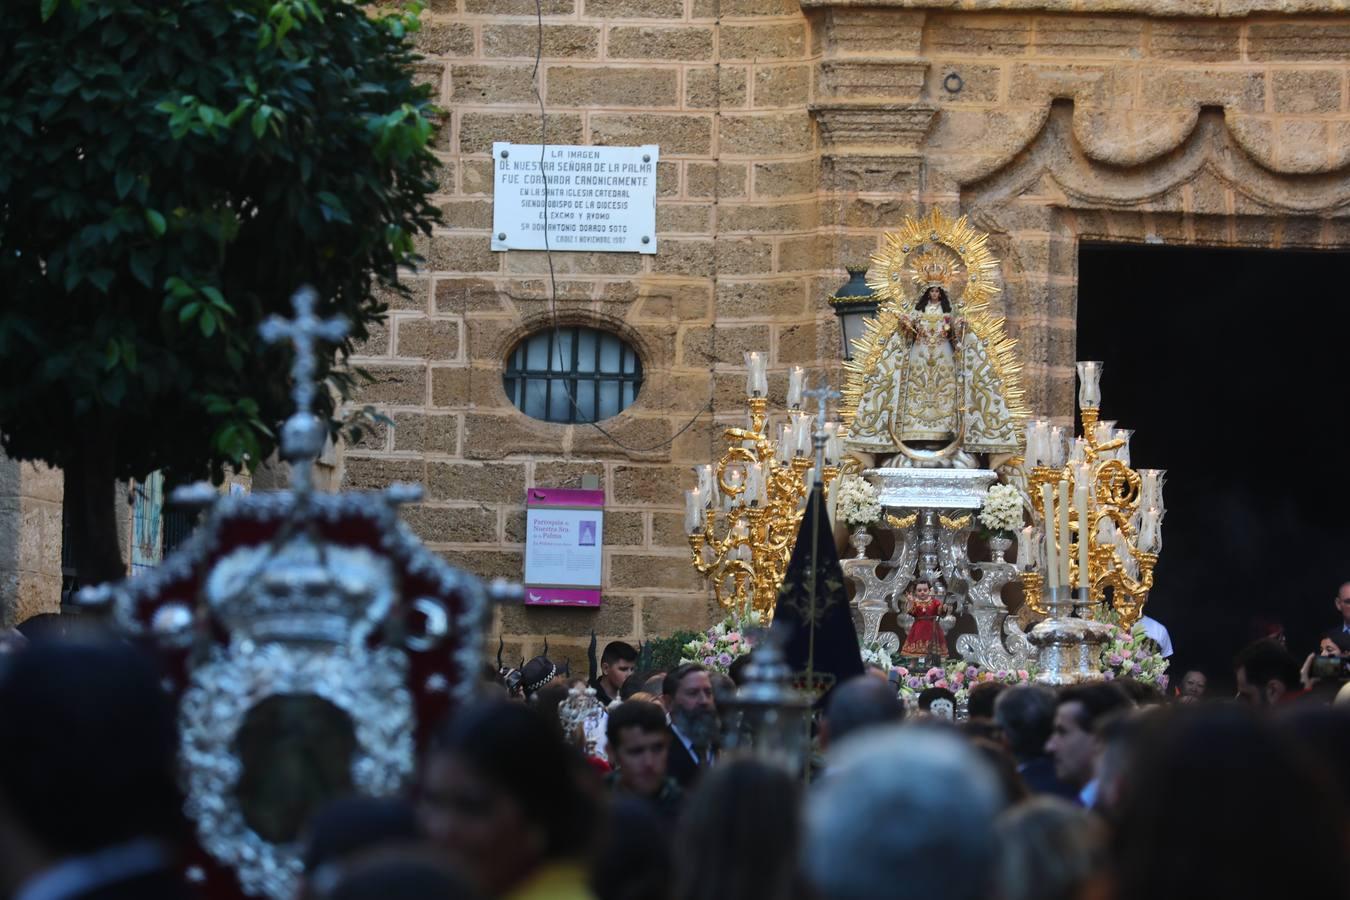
803, 380, 841, 481
260, 286, 349, 495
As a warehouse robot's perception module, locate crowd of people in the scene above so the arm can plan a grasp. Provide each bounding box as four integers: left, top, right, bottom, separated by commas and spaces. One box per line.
1, 613, 1350, 900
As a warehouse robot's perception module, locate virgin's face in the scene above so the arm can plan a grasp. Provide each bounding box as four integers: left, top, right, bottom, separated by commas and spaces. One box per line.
926, 287, 940, 303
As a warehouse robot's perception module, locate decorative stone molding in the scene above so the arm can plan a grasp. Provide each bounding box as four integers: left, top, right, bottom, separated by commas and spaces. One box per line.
810, 102, 938, 151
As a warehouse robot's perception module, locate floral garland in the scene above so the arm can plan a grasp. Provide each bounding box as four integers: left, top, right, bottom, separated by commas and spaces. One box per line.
893, 661, 1034, 708
679, 612, 760, 674
1101, 621, 1170, 690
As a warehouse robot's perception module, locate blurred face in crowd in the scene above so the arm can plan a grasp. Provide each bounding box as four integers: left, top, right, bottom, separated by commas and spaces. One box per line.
613, 726, 669, 797
1046, 701, 1097, 788
1319, 638, 1343, 657
1234, 666, 1288, 706
1179, 670, 1207, 701
601, 658, 636, 693
666, 671, 715, 717
665, 670, 717, 750
1336, 583, 1350, 625
418, 753, 537, 896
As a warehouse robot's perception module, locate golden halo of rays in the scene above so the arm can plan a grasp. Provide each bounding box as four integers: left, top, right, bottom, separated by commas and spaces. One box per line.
840, 208, 1029, 450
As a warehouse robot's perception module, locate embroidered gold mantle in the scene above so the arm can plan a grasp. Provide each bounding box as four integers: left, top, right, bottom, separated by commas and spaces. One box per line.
841, 210, 1028, 457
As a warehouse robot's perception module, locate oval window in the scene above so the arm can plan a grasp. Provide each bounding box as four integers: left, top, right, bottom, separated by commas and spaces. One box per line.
503, 327, 643, 424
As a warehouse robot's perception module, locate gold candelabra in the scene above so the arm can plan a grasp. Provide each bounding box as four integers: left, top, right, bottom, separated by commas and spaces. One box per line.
1019, 363, 1164, 629
686, 393, 842, 621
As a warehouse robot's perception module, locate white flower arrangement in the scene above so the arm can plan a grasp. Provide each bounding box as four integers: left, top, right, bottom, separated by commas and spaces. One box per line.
834, 475, 882, 528
978, 482, 1023, 537
859, 639, 894, 670
679, 611, 760, 674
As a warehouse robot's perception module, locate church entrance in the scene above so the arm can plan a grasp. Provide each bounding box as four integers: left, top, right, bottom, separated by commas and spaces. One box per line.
1077, 242, 1350, 685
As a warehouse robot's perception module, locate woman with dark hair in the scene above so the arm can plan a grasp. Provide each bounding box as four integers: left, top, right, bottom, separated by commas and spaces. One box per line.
1110, 706, 1349, 900
673, 758, 808, 900
419, 701, 602, 900
914, 284, 952, 314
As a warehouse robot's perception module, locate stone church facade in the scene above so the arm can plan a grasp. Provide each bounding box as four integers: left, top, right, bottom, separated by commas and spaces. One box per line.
6, 2, 1349, 652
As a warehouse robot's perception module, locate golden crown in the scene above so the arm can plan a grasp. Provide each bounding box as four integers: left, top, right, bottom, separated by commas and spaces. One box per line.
910, 250, 959, 288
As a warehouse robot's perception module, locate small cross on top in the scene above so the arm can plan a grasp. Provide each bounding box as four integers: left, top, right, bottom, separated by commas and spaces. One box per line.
260, 286, 349, 493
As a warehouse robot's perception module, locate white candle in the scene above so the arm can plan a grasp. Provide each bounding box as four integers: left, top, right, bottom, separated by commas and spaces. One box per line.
1074, 465, 1091, 591
1076, 360, 1102, 409
1068, 437, 1087, 464
778, 423, 794, 463
744, 351, 767, 397
1024, 421, 1041, 466
1049, 426, 1066, 467
1040, 483, 1058, 588
696, 464, 716, 508
786, 366, 806, 409
1140, 508, 1159, 552
1115, 429, 1133, 466
794, 412, 813, 456
748, 463, 766, 506
685, 489, 703, 534
1057, 479, 1071, 589
1030, 420, 1049, 467
1019, 524, 1038, 571
1139, 470, 1162, 509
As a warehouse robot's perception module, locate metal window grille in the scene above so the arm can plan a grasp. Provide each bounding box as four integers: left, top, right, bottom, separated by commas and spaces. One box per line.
503, 327, 643, 424
161, 507, 199, 556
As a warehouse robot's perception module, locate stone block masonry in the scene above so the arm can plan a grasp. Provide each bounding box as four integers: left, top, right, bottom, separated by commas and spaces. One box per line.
334, 0, 1350, 664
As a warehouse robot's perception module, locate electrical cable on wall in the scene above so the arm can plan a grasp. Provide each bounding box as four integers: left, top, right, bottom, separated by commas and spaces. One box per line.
528, 0, 711, 453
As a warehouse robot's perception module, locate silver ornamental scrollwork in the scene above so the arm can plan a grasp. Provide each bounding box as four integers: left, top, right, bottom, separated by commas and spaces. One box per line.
179, 644, 415, 900
842, 525, 915, 654
956, 553, 1036, 673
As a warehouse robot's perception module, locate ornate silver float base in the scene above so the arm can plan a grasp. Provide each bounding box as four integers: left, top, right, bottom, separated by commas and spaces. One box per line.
865, 468, 997, 509
1028, 589, 1112, 685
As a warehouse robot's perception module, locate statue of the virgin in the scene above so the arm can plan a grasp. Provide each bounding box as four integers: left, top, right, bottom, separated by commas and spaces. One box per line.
841, 211, 1026, 470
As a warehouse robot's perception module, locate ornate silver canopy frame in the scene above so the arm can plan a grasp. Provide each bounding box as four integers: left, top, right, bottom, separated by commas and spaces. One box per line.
842, 467, 1034, 671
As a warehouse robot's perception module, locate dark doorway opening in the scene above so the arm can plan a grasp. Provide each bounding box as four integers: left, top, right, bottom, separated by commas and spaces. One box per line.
1077, 242, 1350, 689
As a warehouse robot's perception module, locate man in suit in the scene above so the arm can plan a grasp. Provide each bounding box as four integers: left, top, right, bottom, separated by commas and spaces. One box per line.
993, 685, 1078, 800
0, 637, 193, 900
660, 663, 716, 788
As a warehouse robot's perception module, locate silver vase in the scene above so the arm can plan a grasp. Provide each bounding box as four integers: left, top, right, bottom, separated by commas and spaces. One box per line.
849, 525, 873, 559
988, 534, 1013, 563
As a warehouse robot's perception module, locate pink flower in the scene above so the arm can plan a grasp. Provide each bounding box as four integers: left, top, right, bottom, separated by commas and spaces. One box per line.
951, 671, 965, 685
1122, 649, 1134, 660
925, 667, 943, 681
727, 632, 742, 644
935, 680, 949, 690
894, 666, 910, 678
1016, 670, 1030, 681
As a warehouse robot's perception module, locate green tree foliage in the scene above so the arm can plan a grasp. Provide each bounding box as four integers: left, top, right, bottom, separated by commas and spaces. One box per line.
0, 0, 441, 581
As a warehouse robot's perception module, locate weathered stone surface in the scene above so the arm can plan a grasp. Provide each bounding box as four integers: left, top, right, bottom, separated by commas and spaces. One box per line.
754, 65, 812, 107
1270, 69, 1343, 115
463, 413, 568, 459
570, 417, 674, 459
641, 593, 717, 638
715, 279, 807, 318
656, 203, 713, 234
1032, 16, 1143, 57
712, 237, 776, 275
352, 318, 391, 357
427, 461, 527, 503
583, 0, 681, 18
607, 26, 715, 60
546, 66, 679, 108
929, 64, 1002, 104
402, 505, 499, 543
686, 162, 747, 198
590, 114, 713, 155
438, 548, 524, 583
718, 201, 818, 233
414, 22, 475, 57
449, 64, 536, 104
752, 159, 819, 198
1138, 68, 1264, 112
531, 460, 607, 488
391, 413, 459, 455
396, 319, 461, 360
458, 112, 583, 155
610, 554, 701, 590
721, 24, 807, 61
439, 199, 493, 231
465, 0, 571, 13
500, 596, 637, 637
1248, 23, 1350, 61
720, 114, 814, 155
353, 365, 428, 406
926, 14, 1033, 56
483, 24, 600, 59
342, 457, 426, 492
1148, 21, 1239, 60
686, 67, 749, 109
679, 323, 773, 366
650, 239, 714, 276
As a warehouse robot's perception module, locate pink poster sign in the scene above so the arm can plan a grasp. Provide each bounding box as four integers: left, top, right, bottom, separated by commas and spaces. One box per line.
524, 488, 605, 607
